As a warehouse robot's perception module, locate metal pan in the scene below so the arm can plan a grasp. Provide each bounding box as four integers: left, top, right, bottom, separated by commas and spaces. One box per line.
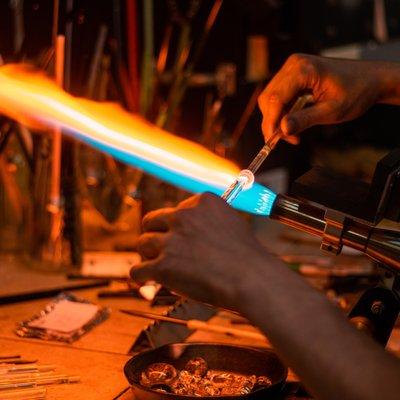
124, 342, 287, 399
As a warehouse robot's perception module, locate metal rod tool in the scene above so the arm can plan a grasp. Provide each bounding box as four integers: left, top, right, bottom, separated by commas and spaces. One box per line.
120, 309, 266, 341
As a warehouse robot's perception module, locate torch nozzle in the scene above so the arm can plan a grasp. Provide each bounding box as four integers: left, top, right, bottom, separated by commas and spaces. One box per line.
270, 194, 400, 274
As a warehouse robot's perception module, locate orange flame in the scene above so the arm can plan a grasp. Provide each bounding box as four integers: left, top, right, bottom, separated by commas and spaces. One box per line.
0, 64, 238, 183
0, 64, 277, 215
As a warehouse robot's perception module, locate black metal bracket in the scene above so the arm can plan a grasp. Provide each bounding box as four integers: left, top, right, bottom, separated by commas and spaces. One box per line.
348, 275, 400, 346
290, 149, 400, 345
291, 149, 400, 224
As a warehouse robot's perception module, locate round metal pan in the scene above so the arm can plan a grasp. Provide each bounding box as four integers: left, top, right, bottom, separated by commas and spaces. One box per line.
124, 342, 287, 400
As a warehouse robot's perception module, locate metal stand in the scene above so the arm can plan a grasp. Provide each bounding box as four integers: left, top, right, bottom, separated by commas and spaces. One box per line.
271, 149, 400, 347
348, 272, 400, 346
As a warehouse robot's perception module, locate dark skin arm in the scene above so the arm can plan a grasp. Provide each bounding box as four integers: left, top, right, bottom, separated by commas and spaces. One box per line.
132, 194, 400, 400
258, 54, 400, 142
132, 56, 400, 399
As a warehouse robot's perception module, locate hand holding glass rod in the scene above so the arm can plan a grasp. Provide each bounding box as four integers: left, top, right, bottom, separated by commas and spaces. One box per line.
221, 94, 313, 204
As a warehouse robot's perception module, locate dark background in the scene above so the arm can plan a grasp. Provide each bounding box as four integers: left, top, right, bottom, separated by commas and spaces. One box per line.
1, 0, 400, 184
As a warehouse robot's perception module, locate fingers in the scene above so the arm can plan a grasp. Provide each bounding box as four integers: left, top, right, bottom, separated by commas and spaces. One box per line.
284, 135, 300, 145
131, 255, 175, 287
259, 95, 288, 140
197, 192, 227, 208
177, 194, 201, 209
259, 79, 310, 142
178, 193, 229, 218
258, 54, 318, 142
281, 101, 338, 136
142, 207, 176, 232
130, 257, 165, 285
137, 232, 166, 260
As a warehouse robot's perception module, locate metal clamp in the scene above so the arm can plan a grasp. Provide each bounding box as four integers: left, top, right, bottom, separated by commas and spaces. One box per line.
321, 210, 346, 255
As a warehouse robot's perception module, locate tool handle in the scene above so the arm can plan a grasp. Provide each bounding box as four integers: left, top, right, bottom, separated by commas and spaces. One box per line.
187, 319, 266, 341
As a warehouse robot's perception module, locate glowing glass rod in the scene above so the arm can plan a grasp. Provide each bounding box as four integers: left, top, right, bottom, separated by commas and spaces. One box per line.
222, 94, 313, 204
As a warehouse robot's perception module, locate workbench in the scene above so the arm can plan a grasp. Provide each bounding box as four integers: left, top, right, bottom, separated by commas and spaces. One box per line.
1, 219, 400, 399
0, 281, 280, 400
2, 283, 400, 400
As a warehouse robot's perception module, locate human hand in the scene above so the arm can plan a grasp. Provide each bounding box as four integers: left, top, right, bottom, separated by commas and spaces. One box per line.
258, 54, 385, 143
131, 193, 269, 309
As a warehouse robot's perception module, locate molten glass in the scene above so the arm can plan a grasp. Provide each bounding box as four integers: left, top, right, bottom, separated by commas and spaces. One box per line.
0, 64, 276, 215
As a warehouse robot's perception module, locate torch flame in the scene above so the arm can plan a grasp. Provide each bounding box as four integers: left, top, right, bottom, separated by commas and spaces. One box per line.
0, 64, 276, 215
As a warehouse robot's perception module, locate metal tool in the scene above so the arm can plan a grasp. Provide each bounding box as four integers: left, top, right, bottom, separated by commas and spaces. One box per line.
222, 94, 313, 204
120, 309, 266, 341
269, 148, 400, 345
0, 387, 46, 400
0, 374, 80, 389
0, 356, 20, 361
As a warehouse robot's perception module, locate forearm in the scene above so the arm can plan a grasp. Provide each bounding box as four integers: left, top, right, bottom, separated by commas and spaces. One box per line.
237, 251, 400, 400
374, 61, 400, 105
